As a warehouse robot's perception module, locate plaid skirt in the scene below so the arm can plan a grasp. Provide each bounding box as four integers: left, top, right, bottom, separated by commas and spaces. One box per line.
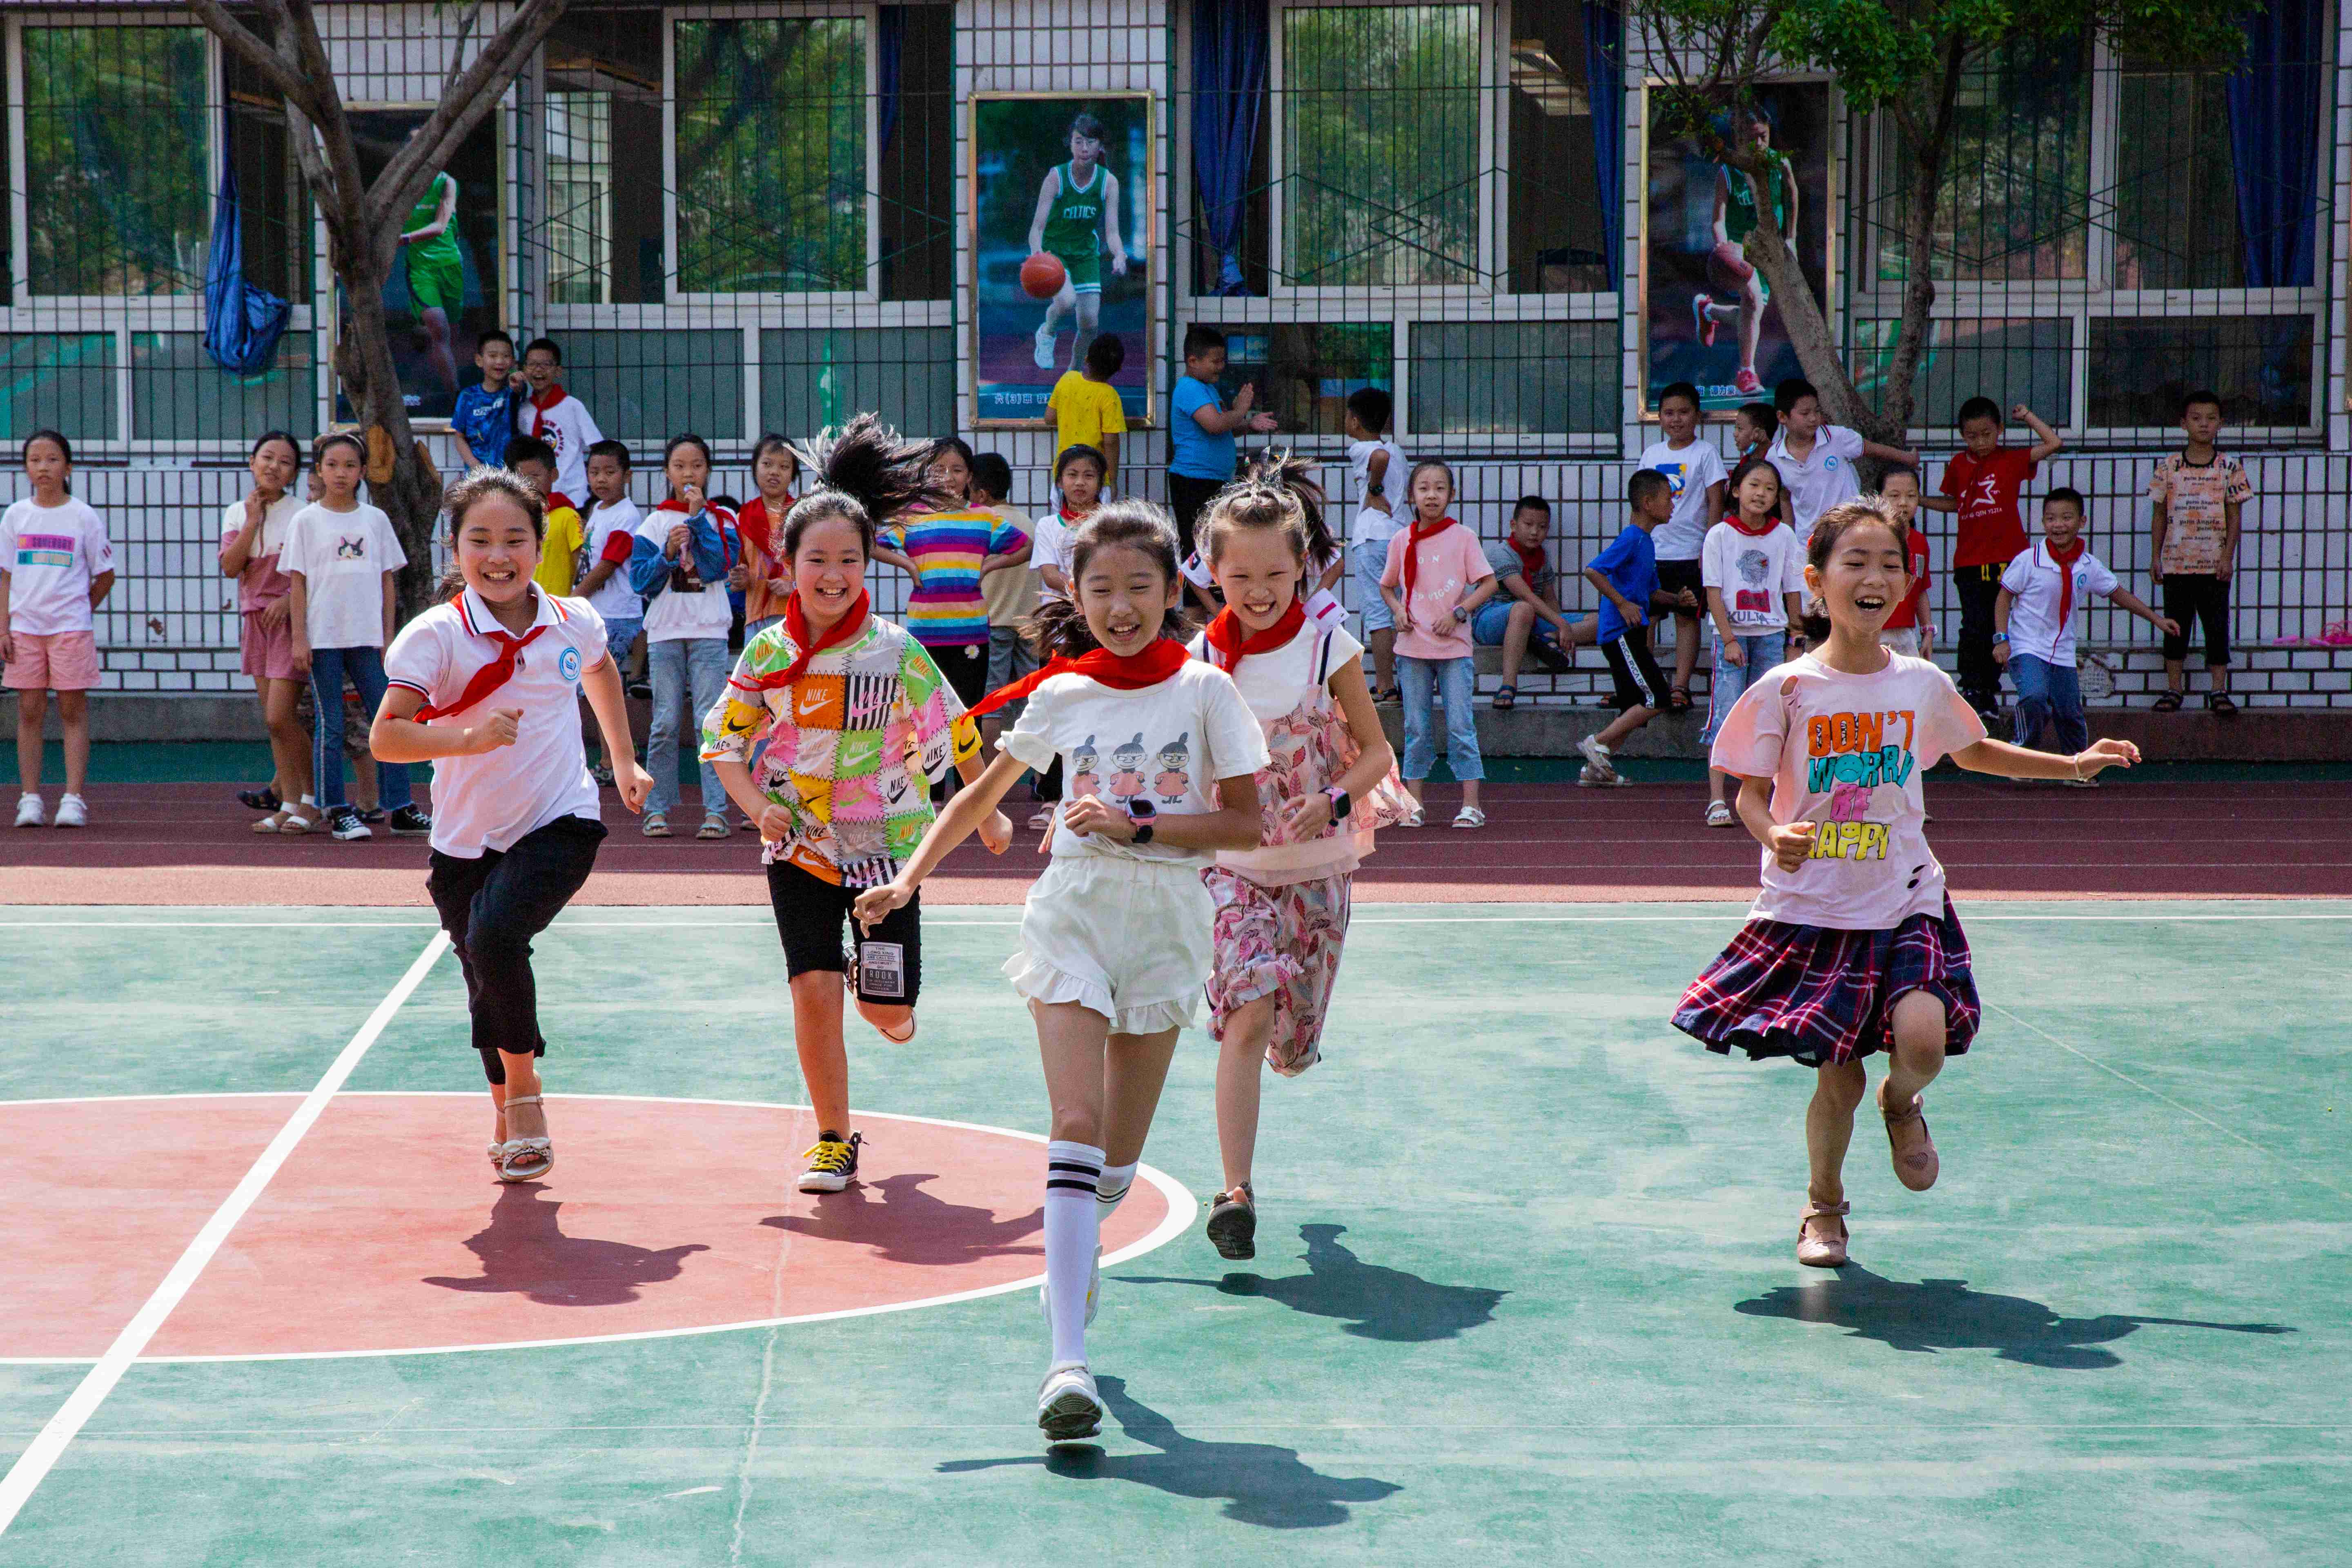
1671, 900, 1981, 1067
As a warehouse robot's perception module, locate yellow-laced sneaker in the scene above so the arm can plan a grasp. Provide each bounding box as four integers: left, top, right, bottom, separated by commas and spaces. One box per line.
797, 1130, 863, 1194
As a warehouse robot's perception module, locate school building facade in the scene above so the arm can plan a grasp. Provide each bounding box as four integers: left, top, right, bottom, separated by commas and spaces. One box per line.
3, 0, 2349, 726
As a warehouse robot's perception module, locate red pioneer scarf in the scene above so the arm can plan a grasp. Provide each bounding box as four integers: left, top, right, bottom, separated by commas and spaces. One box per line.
527, 383, 567, 437
1401, 517, 1459, 604
2045, 537, 2087, 624
1203, 599, 1305, 675
736, 493, 793, 568
964, 637, 1189, 722
742, 590, 871, 693
416, 617, 550, 722
1724, 509, 1779, 538
1510, 538, 1548, 582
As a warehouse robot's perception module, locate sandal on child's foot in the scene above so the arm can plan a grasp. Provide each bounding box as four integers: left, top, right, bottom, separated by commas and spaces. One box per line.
2206, 690, 2239, 717
1667, 684, 1693, 714
1451, 804, 1487, 829
1796, 1199, 1850, 1267
2151, 689, 2184, 712
697, 813, 732, 840
1491, 684, 1517, 711
1878, 1085, 1939, 1191
1206, 1184, 1257, 1260
496, 1094, 554, 1183
642, 813, 671, 838
1704, 799, 1735, 828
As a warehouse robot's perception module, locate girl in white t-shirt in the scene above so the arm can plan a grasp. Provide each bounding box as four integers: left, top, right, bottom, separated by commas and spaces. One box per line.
218, 431, 317, 833
1188, 454, 1412, 1262
1699, 454, 1806, 828
4, 430, 116, 829
1673, 497, 2140, 1270
374, 468, 653, 1182
853, 502, 1266, 1446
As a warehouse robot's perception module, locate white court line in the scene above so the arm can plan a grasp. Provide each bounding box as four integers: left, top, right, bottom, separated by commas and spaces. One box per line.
0, 931, 448, 1537
7, 909, 2352, 930
1984, 999, 2350, 1201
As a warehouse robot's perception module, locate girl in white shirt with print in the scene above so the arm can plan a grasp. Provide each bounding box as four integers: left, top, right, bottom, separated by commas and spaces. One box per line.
854, 503, 1266, 1445
1673, 497, 2139, 1270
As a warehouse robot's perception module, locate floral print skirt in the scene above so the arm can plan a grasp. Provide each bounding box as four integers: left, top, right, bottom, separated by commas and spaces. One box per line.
1203, 867, 1354, 1076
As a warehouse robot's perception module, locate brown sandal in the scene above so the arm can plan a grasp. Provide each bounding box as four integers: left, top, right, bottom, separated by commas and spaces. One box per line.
1879, 1085, 1940, 1191
1796, 1199, 1850, 1267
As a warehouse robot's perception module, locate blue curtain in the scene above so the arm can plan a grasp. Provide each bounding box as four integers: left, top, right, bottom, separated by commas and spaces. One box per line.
2224, 0, 2325, 288
1191, 0, 1269, 296
878, 5, 905, 155
1581, 2, 1624, 290
202, 126, 292, 376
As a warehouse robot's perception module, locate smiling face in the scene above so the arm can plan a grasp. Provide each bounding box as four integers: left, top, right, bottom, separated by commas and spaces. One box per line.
1805, 518, 1908, 639
1058, 457, 1103, 512
523, 347, 560, 393
1734, 463, 1782, 521
755, 445, 799, 503
454, 492, 544, 607
1209, 527, 1303, 632
665, 443, 710, 498
1659, 393, 1699, 443
1077, 542, 1179, 657
316, 442, 363, 505
2042, 495, 2084, 549
929, 449, 972, 506
248, 437, 299, 501
790, 513, 868, 626
477, 337, 514, 386
1409, 466, 1454, 523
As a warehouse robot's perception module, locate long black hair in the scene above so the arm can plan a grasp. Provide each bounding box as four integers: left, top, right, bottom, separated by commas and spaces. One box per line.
1198, 449, 1335, 570
1724, 452, 1784, 523
22, 429, 71, 495
778, 413, 950, 562
1799, 494, 1906, 644
435, 467, 547, 604
1024, 500, 1192, 658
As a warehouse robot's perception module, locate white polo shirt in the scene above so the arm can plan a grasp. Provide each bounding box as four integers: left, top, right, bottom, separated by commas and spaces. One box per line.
1766, 425, 1865, 533
385, 586, 610, 857
1998, 541, 2117, 668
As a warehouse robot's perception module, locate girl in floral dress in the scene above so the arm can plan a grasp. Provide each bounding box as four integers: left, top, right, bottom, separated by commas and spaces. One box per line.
1189, 454, 1414, 1260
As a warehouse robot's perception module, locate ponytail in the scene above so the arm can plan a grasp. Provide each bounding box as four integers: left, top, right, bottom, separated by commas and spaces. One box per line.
777, 413, 949, 561
1198, 448, 1334, 570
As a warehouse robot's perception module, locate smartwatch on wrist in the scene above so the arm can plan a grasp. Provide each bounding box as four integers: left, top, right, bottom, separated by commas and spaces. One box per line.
1992, 631, 2009, 643
1451, 605, 1470, 624
1130, 822, 1155, 846
1323, 786, 1352, 822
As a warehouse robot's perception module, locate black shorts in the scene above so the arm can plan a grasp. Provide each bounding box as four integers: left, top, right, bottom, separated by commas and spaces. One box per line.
767, 860, 923, 1006
1601, 623, 1669, 712
2160, 573, 2232, 665
1656, 557, 1704, 606
927, 639, 992, 709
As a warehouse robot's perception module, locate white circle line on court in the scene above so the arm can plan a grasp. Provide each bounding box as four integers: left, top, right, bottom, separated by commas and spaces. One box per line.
0, 1092, 1195, 1367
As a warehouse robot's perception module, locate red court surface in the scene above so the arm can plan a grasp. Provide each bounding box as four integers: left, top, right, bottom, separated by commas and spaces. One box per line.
3, 775, 2348, 904
0, 1095, 1175, 1362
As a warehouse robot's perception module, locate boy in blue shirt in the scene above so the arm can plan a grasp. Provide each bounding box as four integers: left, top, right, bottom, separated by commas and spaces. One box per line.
450, 329, 521, 469
1168, 325, 1276, 569
1576, 469, 1679, 786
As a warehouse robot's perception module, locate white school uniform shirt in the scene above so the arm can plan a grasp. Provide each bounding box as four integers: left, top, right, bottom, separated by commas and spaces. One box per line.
385, 586, 610, 857
1765, 425, 1865, 532
1030, 511, 1075, 601
281, 501, 406, 649
1998, 542, 2118, 668
525, 391, 605, 505
1637, 438, 1729, 561
1701, 519, 1806, 633
582, 495, 644, 621
1346, 437, 1410, 546
4, 497, 114, 637
1002, 659, 1269, 867
634, 510, 734, 642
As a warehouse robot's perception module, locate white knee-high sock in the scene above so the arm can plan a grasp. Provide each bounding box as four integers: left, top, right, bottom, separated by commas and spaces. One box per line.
1045, 1140, 1105, 1365
1095, 1160, 1139, 1221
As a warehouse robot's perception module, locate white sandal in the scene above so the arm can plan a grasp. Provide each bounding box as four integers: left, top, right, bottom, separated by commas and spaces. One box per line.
496, 1093, 554, 1183
1704, 800, 1735, 828
1451, 805, 1486, 829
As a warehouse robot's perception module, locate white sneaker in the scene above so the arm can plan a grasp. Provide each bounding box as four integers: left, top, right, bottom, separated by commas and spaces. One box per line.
1577, 733, 1617, 780
1036, 1361, 1104, 1442
1032, 323, 1057, 370
14, 794, 44, 828
52, 793, 87, 829
1039, 1246, 1102, 1330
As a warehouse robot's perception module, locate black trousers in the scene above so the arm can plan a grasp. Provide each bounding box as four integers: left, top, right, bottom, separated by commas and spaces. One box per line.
426, 814, 607, 1082
1954, 566, 2005, 708
2160, 574, 2232, 666
1168, 473, 1225, 561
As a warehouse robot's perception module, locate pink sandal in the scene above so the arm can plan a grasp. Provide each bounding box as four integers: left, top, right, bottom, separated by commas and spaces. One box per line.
1796, 1199, 1850, 1267
1879, 1086, 1940, 1191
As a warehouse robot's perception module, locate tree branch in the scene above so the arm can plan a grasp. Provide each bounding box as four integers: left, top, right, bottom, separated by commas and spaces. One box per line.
185, 0, 322, 121
372, 0, 575, 240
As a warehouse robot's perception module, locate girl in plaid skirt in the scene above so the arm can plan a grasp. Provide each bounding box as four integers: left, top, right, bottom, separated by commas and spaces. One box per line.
1673, 496, 2142, 1267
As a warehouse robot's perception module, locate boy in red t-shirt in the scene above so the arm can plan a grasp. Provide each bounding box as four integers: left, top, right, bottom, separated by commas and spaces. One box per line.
1877, 467, 1933, 657
1920, 395, 2062, 719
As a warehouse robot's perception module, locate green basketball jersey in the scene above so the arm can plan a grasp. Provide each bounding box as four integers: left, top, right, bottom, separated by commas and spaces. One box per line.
405, 173, 461, 267
1723, 152, 1791, 245
1041, 162, 1104, 260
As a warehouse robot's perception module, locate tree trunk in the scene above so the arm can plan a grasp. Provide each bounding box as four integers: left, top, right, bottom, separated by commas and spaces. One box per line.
1876, 38, 1969, 445
333, 237, 445, 618
1731, 156, 1899, 448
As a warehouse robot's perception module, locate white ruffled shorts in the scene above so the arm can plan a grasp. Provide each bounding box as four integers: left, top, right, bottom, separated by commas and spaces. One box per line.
1004, 853, 1213, 1035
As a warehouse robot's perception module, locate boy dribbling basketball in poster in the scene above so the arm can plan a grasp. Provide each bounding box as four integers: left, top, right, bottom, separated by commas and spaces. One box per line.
1027, 112, 1131, 374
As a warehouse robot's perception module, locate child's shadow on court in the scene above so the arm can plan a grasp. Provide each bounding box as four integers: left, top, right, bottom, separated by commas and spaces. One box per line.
1123, 1223, 1505, 1342
1735, 1265, 2293, 1368
763, 1172, 1043, 1267
423, 1184, 708, 1308
939, 1375, 1401, 1528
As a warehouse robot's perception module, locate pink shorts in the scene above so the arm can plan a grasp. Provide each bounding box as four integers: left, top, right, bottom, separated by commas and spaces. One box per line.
241, 609, 298, 680
4, 629, 101, 691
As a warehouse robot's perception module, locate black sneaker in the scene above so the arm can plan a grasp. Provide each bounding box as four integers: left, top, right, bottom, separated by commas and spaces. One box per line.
326, 806, 373, 841
626, 680, 654, 700
388, 805, 433, 837
1205, 1184, 1257, 1260
797, 1130, 863, 1193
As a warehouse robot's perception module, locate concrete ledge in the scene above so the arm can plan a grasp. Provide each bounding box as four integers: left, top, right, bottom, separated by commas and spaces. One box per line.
0, 693, 268, 744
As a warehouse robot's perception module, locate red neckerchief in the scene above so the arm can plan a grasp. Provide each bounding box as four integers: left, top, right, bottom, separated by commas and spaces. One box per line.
527, 383, 566, 437
742, 590, 870, 693
1401, 516, 1459, 603
416, 597, 550, 722
1510, 538, 1547, 581
548, 490, 577, 514
965, 638, 1189, 721
654, 497, 739, 565
1203, 599, 1305, 675
736, 493, 793, 566
2046, 537, 2087, 624
1059, 503, 1098, 526
1724, 510, 1779, 538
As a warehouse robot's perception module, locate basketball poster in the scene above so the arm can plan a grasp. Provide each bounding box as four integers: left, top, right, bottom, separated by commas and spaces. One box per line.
969, 92, 1153, 428
1640, 81, 1833, 418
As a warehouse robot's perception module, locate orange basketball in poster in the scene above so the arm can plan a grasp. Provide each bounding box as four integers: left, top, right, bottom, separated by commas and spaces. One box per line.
1020, 252, 1067, 299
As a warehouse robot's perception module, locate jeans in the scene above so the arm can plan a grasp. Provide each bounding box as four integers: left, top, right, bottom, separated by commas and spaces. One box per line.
1352, 537, 1396, 632
1700, 633, 1786, 746
744, 615, 783, 645
2008, 653, 2088, 755
1398, 655, 1482, 781
647, 636, 731, 818
1955, 566, 2005, 709
426, 814, 607, 1078
602, 615, 643, 670
309, 645, 413, 813
1470, 598, 1559, 647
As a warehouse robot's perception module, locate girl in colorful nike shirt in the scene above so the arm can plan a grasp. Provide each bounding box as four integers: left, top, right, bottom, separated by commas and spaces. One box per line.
1027, 112, 1131, 374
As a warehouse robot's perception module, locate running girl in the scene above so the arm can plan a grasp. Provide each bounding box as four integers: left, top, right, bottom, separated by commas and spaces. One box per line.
1027, 111, 1131, 374
853, 503, 1266, 1443
736, 432, 802, 642
1672, 496, 2140, 1268
218, 431, 316, 834
1189, 455, 1411, 1260
700, 418, 1012, 1196
374, 469, 654, 1182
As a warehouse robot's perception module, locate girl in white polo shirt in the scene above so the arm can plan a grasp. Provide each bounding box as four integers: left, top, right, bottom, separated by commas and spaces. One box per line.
374, 468, 653, 1183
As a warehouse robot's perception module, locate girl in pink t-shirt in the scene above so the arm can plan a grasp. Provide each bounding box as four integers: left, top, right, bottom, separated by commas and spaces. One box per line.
1377, 461, 1497, 827
1673, 497, 2142, 1270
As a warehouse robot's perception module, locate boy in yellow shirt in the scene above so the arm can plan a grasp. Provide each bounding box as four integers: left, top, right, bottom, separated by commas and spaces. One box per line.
503, 434, 586, 595
1044, 334, 1128, 494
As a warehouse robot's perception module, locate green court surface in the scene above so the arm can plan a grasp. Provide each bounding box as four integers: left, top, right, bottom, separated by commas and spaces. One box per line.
4, 902, 2348, 1564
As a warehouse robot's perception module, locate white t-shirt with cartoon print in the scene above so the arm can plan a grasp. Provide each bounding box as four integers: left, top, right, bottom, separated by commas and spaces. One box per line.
1637, 438, 1729, 561
1701, 519, 1806, 633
